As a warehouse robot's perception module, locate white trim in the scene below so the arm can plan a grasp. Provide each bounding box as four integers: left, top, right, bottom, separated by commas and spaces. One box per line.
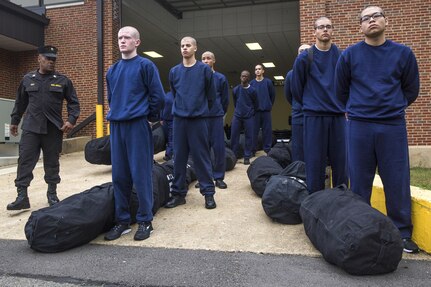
46, 1, 84, 9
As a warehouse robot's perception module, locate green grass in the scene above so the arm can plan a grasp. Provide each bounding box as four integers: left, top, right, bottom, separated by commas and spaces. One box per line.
410, 167, 431, 190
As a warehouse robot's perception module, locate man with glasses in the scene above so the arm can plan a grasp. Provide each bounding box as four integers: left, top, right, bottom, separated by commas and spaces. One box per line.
7, 45, 80, 210
291, 17, 348, 193
335, 6, 420, 253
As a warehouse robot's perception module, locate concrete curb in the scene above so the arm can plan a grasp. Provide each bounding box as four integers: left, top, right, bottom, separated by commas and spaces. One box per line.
371, 176, 431, 254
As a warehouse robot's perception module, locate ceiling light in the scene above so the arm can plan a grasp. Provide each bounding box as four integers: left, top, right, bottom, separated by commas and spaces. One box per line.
245, 43, 262, 50
274, 76, 284, 80
143, 51, 163, 58
262, 62, 275, 68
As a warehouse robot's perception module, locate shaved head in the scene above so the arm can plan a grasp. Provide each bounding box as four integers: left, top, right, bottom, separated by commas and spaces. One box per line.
119, 26, 140, 40
298, 44, 311, 55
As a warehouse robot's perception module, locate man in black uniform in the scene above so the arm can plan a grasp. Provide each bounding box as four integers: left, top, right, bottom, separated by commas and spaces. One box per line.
7, 45, 80, 210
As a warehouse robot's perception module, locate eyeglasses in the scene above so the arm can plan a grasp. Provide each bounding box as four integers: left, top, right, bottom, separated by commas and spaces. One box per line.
315, 24, 333, 30
360, 12, 385, 23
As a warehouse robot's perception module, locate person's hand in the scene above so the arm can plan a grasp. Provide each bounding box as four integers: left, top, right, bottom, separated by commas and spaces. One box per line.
10, 125, 18, 137
60, 121, 74, 133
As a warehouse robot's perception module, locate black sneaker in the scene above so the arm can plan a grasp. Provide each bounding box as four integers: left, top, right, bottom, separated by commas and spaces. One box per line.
104, 223, 131, 241
403, 238, 419, 253
244, 158, 250, 165
205, 195, 217, 209
134, 222, 153, 241
215, 179, 227, 189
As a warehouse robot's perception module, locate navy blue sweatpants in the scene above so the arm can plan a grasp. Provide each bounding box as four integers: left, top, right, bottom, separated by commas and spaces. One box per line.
253, 111, 272, 153
162, 120, 173, 159
304, 115, 348, 193
347, 120, 413, 238
208, 116, 226, 180
291, 123, 304, 162
171, 117, 215, 196
231, 116, 254, 159
110, 118, 154, 224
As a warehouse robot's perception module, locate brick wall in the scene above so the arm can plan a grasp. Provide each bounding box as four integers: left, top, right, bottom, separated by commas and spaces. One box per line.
299, 0, 431, 145
43, 0, 120, 138
0, 49, 36, 100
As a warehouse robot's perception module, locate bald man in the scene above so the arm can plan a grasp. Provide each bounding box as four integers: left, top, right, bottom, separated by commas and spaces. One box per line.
285, 44, 310, 161
105, 26, 165, 241
199, 51, 229, 189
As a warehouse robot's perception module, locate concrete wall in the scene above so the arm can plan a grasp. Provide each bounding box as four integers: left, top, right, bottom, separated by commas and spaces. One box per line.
371, 176, 431, 254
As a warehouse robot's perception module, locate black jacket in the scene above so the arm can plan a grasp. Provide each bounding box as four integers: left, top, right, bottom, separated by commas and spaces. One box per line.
11, 70, 80, 134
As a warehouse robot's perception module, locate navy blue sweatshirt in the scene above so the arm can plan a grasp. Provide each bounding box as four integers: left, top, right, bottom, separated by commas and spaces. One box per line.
106, 55, 165, 122
291, 44, 344, 116
250, 77, 275, 111
169, 61, 216, 118
207, 71, 229, 117
335, 40, 419, 124
284, 70, 303, 125
161, 91, 174, 121
232, 84, 258, 119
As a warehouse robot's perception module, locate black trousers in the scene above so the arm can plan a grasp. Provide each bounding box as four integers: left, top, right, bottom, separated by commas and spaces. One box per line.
15, 122, 63, 188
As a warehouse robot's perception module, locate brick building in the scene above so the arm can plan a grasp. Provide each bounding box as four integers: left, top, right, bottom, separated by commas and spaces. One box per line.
0, 0, 429, 149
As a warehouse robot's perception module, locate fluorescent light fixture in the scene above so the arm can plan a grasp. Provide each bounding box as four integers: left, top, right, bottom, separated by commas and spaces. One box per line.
274, 76, 284, 80
143, 51, 163, 58
262, 62, 275, 68
245, 42, 262, 50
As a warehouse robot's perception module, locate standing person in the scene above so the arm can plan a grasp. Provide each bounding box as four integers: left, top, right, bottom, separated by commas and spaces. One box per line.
230, 70, 258, 165
335, 6, 420, 253
250, 64, 275, 155
198, 51, 229, 189
165, 36, 217, 209
7, 45, 80, 210
284, 44, 311, 162
291, 16, 348, 193
104, 26, 165, 241
161, 90, 174, 161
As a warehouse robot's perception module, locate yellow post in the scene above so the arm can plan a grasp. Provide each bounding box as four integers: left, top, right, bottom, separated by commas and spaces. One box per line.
96, 104, 104, 138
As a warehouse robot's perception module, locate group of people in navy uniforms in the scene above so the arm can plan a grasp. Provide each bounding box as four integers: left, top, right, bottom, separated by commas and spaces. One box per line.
285, 6, 420, 253
10, 4, 420, 254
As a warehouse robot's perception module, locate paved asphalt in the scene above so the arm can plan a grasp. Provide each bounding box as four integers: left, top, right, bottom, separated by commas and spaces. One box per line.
1, 239, 430, 287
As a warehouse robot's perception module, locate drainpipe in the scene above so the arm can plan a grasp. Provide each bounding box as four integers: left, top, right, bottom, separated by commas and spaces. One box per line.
96, 0, 104, 137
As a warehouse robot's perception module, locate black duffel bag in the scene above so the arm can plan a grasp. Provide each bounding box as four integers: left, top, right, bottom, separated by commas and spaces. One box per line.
152, 123, 166, 154
84, 135, 111, 165
224, 147, 237, 171
267, 140, 292, 168
262, 174, 308, 224
279, 160, 306, 180
25, 183, 115, 253
246, 156, 283, 197
162, 159, 196, 186
84, 122, 165, 165
300, 185, 403, 275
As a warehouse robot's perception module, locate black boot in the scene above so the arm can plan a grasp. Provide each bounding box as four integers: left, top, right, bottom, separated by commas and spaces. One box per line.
7, 187, 30, 210
47, 183, 60, 206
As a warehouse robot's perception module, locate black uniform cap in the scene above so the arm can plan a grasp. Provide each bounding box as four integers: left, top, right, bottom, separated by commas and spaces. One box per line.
38, 45, 58, 58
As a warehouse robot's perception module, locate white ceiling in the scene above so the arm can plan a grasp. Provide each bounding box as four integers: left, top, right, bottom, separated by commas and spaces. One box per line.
122, 0, 300, 88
